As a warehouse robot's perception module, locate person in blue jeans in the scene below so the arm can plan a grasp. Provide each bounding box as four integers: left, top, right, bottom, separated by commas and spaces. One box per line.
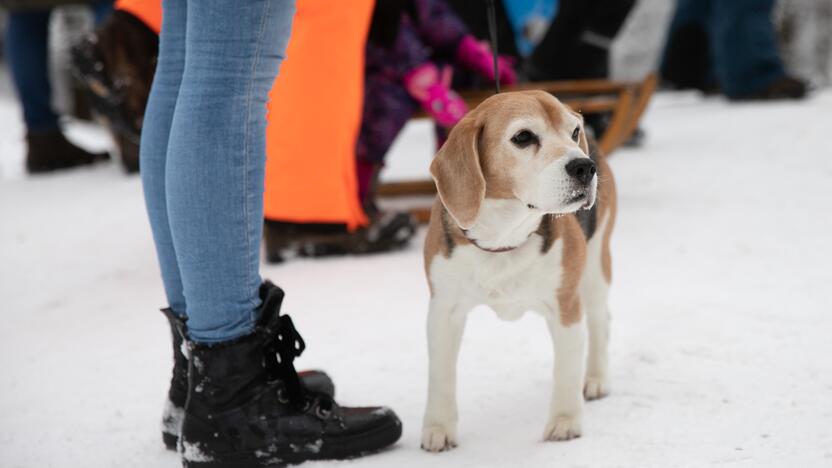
139, 0, 401, 466
661, 0, 807, 100
4, 1, 113, 172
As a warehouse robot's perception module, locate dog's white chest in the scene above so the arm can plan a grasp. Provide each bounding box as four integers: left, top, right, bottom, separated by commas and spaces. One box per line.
429, 234, 564, 320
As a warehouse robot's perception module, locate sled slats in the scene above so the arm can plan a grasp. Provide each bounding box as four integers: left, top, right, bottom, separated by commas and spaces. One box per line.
378, 180, 436, 197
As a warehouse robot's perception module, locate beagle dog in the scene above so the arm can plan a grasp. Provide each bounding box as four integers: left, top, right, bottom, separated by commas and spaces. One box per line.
421, 91, 617, 451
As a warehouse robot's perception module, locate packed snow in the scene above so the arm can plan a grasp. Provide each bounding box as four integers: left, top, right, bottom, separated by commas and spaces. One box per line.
2, 68, 832, 467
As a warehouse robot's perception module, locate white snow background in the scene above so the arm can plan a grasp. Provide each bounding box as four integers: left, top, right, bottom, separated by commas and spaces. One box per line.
2, 22, 832, 468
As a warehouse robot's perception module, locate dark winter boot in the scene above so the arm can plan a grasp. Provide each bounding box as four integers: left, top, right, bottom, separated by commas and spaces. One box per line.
160, 308, 336, 451
263, 213, 416, 263
25, 129, 110, 173
179, 282, 402, 466
731, 75, 808, 101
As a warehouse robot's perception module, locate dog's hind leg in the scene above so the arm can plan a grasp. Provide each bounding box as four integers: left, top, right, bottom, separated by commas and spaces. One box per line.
580, 216, 612, 400
543, 314, 587, 441
421, 297, 468, 452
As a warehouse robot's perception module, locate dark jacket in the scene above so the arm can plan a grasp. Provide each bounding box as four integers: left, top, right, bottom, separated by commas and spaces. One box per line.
1, 0, 96, 11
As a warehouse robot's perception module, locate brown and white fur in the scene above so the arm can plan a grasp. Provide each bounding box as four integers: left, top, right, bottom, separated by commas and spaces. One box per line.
421, 91, 617, 451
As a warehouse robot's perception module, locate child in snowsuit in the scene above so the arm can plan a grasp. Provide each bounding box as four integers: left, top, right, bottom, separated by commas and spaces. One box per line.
356, 0, 517, 207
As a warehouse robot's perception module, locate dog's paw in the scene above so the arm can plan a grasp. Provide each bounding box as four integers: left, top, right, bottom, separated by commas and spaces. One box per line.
543, 414, 582, 442
584, 375, 609, 401
421, 424, 457, 452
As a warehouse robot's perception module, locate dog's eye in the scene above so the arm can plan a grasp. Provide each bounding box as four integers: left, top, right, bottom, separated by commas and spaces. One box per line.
511, 130, 536, 148
571, 126, 580, 142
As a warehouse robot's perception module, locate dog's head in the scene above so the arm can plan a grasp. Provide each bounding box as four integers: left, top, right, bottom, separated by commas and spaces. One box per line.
430, 91, 597, 230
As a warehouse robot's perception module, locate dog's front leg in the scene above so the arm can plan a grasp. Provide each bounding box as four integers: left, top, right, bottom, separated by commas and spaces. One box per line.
543, 314, 587, 441
421, 297, 467, 452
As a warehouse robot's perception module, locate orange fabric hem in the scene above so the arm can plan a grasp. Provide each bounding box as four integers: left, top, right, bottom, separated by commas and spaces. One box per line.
262, 0, 374, 231
115, 0, 162, 34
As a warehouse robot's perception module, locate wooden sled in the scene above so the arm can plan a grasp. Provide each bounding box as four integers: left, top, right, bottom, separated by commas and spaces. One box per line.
378, 73, 658, 224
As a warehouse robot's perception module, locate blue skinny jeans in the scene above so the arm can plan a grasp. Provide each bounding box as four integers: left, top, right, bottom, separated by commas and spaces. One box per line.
5, 2, 113, 132
140, 0, 295, 343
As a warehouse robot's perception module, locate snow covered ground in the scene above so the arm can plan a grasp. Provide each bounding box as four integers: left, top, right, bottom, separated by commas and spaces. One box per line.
2, 70, 832, 467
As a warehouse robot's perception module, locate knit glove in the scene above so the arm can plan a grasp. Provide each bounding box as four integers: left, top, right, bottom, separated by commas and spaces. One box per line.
456, 35, 517, 86
404, 63, 467, 128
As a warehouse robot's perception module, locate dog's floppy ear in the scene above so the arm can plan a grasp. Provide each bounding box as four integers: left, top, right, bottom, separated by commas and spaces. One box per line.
430, 113, 485, 230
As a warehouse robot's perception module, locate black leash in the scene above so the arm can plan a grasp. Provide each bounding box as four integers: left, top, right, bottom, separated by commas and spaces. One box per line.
486, 0, 500, 94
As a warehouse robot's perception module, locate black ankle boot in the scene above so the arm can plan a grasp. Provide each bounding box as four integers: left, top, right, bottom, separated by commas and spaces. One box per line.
179, 282, 401, 467
25, 130, 110, 173
160, 307, 337, 451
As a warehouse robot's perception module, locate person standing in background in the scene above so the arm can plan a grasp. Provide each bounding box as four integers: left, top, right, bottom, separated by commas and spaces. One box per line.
662, 0, 807, 100
2, 0, 113, 173
138, 0, 402, 466
357, 0, 516, 210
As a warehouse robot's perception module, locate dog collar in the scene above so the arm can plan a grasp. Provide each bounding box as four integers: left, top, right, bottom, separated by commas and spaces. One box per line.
461, 230, 524, 253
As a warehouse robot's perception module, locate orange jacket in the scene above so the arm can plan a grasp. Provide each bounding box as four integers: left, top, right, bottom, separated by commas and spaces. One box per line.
115, 0, 371, 229
115, 0, 161, 33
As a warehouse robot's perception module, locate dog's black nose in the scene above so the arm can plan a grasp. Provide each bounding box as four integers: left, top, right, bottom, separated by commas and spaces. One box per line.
565, 158, 596, 185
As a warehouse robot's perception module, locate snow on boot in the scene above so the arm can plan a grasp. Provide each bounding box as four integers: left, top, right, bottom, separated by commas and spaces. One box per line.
179, 282, 402, 467
161, 308, 189, 450
159, 308, 336, 451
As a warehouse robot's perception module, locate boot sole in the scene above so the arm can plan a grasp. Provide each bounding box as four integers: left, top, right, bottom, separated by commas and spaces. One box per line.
27, 154, 109, 174
163, 432, 178, 451
163, 371, 338, 453
182, 417, 402, 468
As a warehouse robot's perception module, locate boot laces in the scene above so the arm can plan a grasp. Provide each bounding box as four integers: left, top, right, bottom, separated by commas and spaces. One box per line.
263, 315, 337, 419
263, 314, 307, 406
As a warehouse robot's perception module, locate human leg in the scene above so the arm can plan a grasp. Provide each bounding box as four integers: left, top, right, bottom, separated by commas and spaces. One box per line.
356, 74, 418, 204
711, 0, 800, 99
161, 0, 294, 343
5, 9, 58, 132
6, 8, 110, 172
660, 0, 716, 91
139, 0, 187, 317
142, 3, 401, 463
